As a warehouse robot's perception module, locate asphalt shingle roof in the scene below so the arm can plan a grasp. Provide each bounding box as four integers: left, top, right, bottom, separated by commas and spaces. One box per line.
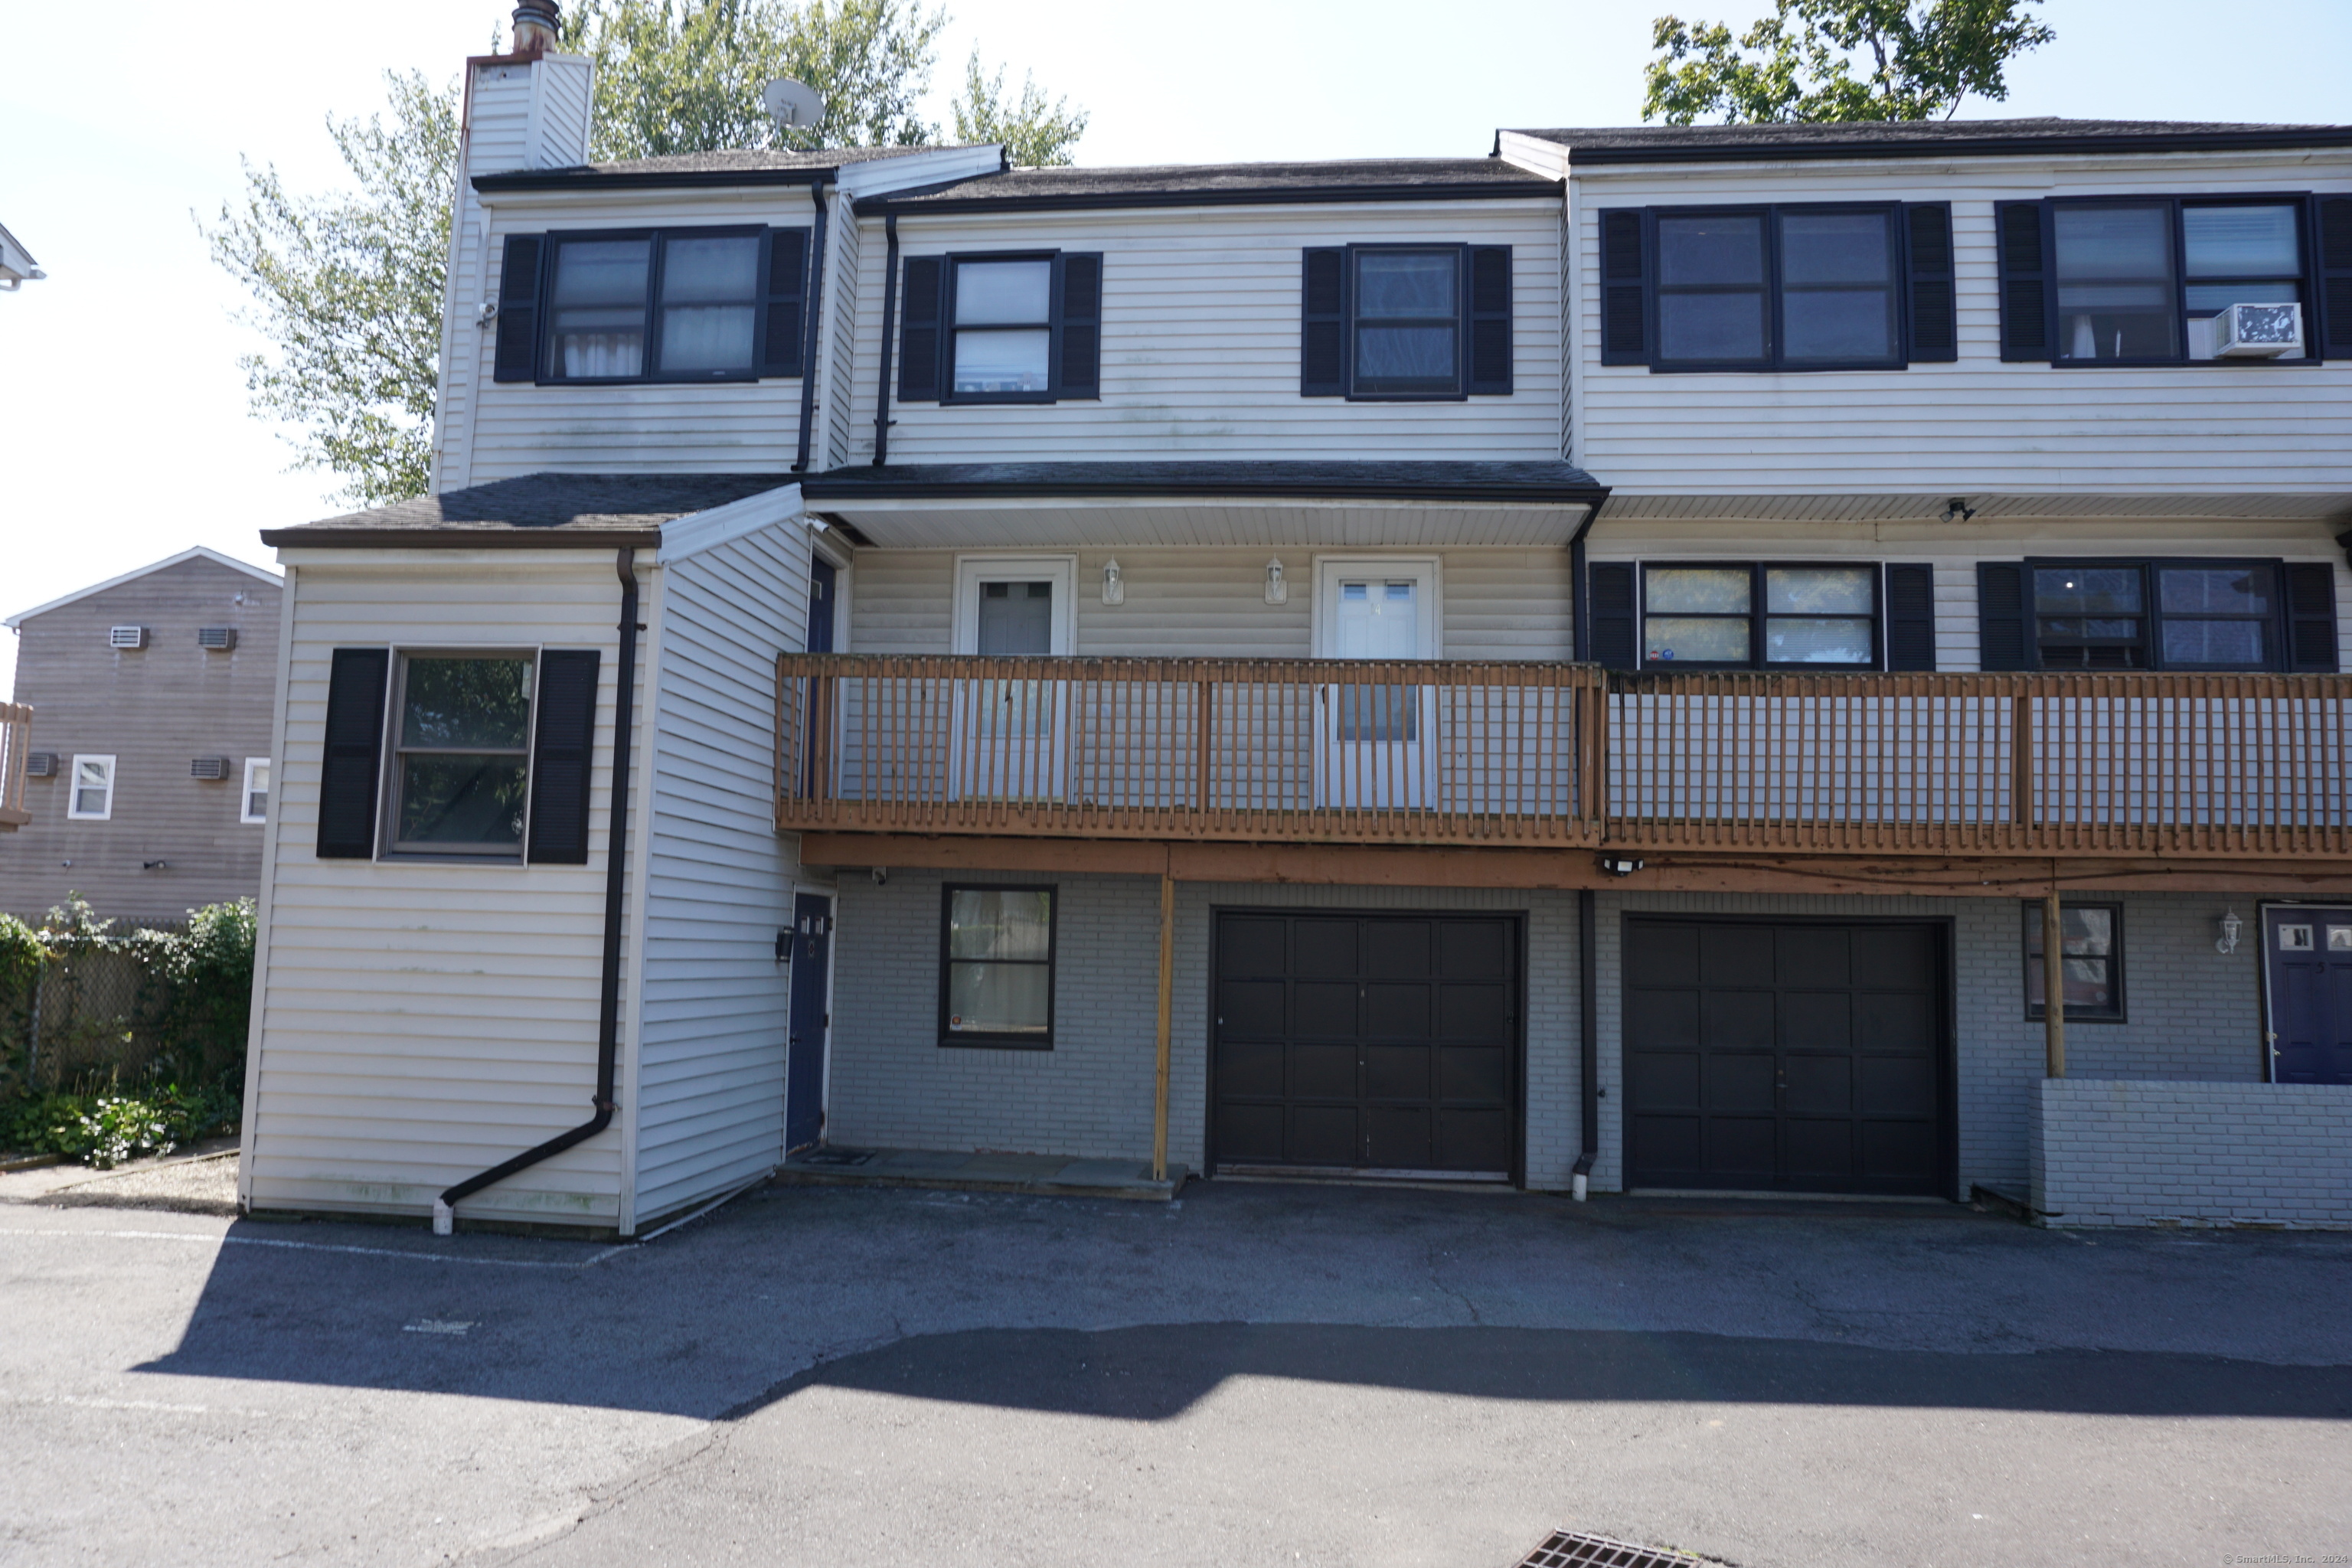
799, 460, 1606, 503
259, 473, 797, 549
1504, 117, 2352, 163
472, 144, 993, 191
861, 159, 1558, 211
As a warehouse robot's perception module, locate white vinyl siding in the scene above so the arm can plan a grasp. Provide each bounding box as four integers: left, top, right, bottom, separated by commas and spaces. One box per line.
848, 547, 1573, 660
242, 555, 636, 1227
1570, 153, 2352, 496
632, 521, 821, 1227
850, 200, 1563, 463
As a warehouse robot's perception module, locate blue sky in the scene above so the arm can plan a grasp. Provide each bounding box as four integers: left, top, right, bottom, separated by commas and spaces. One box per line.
2, 0, 2347, 694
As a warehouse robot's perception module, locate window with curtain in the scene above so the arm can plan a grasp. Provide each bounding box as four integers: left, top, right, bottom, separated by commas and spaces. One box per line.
952, 258, 1054, 396
2024, 902, 2123, 1020
2035, 198, 2314, 364
538, 226, 790, 384
655, 234, 761, 373
547, 238, 652, 379
941, 886, 1057, 1046
1641, 564, 1879, 668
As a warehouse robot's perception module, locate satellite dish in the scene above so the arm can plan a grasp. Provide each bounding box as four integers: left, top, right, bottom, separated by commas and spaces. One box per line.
763, 78, 825, 131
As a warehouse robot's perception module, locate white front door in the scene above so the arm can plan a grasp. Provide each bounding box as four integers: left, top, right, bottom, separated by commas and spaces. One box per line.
952, 557, 1075, 801
1315, 559, 1439, 809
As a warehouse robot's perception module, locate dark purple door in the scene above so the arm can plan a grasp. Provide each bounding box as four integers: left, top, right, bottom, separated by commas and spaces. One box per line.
2265, 906, 2352, 1085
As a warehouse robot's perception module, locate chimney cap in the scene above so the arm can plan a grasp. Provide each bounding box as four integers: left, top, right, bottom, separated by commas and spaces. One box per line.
511, 0, 560, 55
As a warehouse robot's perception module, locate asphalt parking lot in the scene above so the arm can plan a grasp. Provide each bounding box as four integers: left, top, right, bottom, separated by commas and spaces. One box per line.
2, 1178, 2348, 1566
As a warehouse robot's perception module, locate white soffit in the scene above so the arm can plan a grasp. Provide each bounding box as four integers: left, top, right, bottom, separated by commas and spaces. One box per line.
815, 496, 1596, 550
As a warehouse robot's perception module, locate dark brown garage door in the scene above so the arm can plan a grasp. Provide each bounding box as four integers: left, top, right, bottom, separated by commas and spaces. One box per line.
1624, 918, 1948, 1196
1213, 912, 1517, 1177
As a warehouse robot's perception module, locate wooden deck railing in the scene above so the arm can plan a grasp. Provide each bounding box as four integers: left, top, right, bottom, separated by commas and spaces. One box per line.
776, 657, 2352, 860
0, 702, 31, 831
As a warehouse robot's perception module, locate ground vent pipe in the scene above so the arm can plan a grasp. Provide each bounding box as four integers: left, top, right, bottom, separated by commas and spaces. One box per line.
435, 547, 641, 1235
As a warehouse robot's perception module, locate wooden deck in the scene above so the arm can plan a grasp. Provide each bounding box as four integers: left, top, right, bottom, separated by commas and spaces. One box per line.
775, 655, 2352, 864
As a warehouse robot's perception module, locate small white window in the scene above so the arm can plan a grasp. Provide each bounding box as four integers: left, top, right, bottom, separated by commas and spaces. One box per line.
241, 759, 270, 825
67, 755, 116, 821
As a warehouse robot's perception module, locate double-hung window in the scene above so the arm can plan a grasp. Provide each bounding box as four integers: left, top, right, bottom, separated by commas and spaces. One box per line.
240, 759, 270, 825
1300, 243, 1514, 398
1602, 204, 1948, 371
389, 655, 536, 855
1976, 559, 2340, 673
1635, 564, 1883, 669
939, 885, 1057, 1047
492, 226, 808, 385
1998, 194, 2349, 364
895, 251, 1103, 404
2024, 902, 2124, 1021
67, 755, 116, 821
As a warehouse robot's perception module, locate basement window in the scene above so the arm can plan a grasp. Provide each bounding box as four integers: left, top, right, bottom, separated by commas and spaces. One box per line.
2024, 902, 2124, 1021
939, 885, 1057, 1048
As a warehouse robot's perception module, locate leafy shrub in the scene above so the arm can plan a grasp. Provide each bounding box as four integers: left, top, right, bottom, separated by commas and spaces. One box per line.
136, 898, 258, 1083
0, 1080, 241, 1166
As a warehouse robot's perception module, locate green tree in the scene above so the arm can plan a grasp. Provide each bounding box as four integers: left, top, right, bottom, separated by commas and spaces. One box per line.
208, 1, 1084, 506
1644, 0, 2054, 125
949, 47, 1088, 167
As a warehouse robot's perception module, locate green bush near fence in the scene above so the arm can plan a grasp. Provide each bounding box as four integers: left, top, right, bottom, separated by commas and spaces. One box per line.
0, 897, 255, 1164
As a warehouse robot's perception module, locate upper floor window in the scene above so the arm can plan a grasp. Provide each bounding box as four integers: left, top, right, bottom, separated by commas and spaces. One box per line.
67, 755, 116, 822
1998, 194, 2351, 365
1586, 562, 1939, 672
490, 227, 808, 386
241, 759, 270, 825
897, 251, 1102, 405
1302, 244, 1514, 398
1600, 204, 1955, 372
1976, 559, 2340, 673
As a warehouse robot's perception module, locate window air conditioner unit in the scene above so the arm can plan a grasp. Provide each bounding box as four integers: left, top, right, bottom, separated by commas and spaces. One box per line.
109, 625, 147, 649
2213, 301, 2302, 358
25, 752, 57, 777
197, 626, 237, 651
190, 756, 230, 780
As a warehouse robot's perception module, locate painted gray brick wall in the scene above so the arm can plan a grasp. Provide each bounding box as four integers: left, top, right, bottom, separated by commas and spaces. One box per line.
830, 871, 1587, 1181
2030, 1079, 2352, 1228
1590, 890, 2260, 1197
830, 870, 1178, 1163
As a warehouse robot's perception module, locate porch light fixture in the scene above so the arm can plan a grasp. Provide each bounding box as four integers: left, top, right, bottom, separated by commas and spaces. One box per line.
1598, 854, 1645, 877
2216, 908, 2243, 955
1264, 558, 1288, 606
1942, 498, 1978, 524
1101, 558, 1124, 606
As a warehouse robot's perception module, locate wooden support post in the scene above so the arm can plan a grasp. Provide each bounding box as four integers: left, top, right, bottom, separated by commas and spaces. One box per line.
1152, 871, 1175, 1183
2042, 876, 2067, 1080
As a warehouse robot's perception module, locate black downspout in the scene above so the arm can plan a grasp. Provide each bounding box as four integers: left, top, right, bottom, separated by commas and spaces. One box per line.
872, 215, 898, 466
1568, 492, 1609, 664
436, 547, 641, 1235
1573, 887, 1599, 1193
792, 180, 832, 473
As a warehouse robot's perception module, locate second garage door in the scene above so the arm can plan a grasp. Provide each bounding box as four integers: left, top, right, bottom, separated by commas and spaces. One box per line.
1623, 918, 1949, 1196
1212, 911, 1517, 1178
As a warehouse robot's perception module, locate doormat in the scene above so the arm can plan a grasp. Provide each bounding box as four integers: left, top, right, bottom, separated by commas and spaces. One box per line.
792, 1148, 877, 1167
1516, 1529, 1731, 1567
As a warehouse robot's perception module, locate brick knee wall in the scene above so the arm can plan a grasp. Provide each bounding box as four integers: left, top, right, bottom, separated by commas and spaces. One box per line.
2030, 1079, 2352, 1228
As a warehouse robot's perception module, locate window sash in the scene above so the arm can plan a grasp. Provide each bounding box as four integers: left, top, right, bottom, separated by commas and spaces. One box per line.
1646, 205, 1906, 372
939, 885, 1057, 1047
241, 759, 270, 825
2024, 902, 2123, 1020
1639, 564, 1880, 670
2042, 197, 2316, 367
945, 253, 1061, 403
541, 227, 773, 385
2027, 560, 2285, 671
1348, 246, 1465, 397
387, 655, 536, 858
67, 755, 115, 821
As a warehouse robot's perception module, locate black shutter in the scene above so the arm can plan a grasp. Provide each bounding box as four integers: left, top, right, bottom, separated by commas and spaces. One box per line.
1885, 564, 1938, 670
1600, 211, 1648, 365
492, 235, 544, 383
526, 650, 601, 865
760, 228, 808, 377
898, 256, 944, 401
1978, 563, 2033, 671
1588, 564, 1639, 670
1301, 247, 1347, 396
2285, 562, 2340, 673
2317, 195, 2352, 361
1057, 252, 1102, 398
1994, 201, 2050, 362
1904, 204, 1956, 363
1467, 245, 1514, 395
317, 648, 389, 859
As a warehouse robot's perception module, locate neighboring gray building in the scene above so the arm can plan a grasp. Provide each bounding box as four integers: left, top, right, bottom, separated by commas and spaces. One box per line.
2, 547, 283, 923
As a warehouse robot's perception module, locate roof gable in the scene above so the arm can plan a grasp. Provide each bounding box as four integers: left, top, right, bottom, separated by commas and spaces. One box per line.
4, 547, 281, 629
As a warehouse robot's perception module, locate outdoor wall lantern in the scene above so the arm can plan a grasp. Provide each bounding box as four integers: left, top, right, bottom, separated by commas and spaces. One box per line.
2216, 909, 2243, 955
1264, 558, 1288, 606
1101, 559, 1124, 606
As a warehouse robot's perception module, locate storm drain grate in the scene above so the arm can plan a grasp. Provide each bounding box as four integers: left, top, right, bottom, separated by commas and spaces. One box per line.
1517, 1529, 1726, 1568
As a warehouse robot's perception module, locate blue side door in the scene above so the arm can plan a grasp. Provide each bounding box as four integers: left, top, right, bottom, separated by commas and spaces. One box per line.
786, 893, 834, 1152
2265, 905, 2352, 1084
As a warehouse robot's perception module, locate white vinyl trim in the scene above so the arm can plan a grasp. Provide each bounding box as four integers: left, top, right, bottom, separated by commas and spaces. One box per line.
951, 554, 1078, 655
1310, 555, 1444, 659
66, 755, 116, 821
